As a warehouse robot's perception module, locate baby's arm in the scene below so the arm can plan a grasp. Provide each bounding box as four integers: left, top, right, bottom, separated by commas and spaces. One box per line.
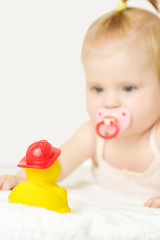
0, 120, 95, 190
58, 120, 95, 181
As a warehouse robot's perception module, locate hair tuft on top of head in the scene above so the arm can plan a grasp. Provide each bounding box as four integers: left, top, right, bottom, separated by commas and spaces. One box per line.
148, 0, 160, 11
124, 0, 159, 12
81, 0, 160, 70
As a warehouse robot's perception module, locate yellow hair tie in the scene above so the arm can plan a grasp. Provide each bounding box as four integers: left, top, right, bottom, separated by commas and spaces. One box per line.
117, 0, 127, 12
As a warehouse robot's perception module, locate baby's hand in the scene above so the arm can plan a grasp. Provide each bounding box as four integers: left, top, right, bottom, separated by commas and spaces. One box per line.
0, 175, 27, 190
144, 196, 160, 208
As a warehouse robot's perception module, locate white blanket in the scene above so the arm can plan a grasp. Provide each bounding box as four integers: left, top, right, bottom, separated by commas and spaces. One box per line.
0, 166, 160, 240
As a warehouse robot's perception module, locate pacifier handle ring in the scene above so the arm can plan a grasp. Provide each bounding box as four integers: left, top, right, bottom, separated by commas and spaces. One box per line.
96, 120, 120, 139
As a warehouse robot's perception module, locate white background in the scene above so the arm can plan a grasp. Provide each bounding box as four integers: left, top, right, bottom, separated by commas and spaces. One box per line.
0, 0, 156, 165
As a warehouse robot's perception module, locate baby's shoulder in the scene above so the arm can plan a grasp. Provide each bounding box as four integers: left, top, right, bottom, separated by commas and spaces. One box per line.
74, 120, 96, 143
72, 120, 96, 156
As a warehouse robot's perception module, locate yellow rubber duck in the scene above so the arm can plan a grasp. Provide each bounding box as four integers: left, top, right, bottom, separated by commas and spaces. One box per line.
9, 140, 71, 213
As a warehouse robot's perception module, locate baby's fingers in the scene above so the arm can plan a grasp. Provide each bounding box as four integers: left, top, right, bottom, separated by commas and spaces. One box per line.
144, 198, 153, 208
144, 196, 160, 208
0, 176, 11, 190
0, 175, 17, 191
1, 179, 13, 190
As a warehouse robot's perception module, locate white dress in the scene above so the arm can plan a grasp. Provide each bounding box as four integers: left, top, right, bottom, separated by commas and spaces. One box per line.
92, 125, 160, 195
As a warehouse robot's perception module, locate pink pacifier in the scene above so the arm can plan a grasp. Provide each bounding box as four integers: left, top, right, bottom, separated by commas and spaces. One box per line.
96, 107, 131, 139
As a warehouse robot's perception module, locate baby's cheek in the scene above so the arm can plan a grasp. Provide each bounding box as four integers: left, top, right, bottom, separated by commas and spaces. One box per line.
86, 107, 94, 120
131, 109, 152, 127
86, 103, 98, 120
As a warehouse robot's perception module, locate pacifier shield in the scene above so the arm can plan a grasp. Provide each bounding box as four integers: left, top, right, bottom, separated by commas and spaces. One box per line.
96, 107, 131, 139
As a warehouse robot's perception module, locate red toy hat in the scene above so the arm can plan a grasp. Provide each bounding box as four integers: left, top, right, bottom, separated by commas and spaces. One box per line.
17, 140, 61, 169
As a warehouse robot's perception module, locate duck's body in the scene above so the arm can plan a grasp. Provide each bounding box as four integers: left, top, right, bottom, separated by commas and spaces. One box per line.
9, 140, 71, 213
9, 180, 71, 213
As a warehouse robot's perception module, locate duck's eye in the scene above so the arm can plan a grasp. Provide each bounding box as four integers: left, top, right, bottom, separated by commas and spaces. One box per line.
93, 87, 103, 93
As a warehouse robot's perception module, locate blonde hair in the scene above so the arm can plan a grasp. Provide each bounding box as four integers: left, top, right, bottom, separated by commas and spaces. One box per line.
81, 0, 160, 69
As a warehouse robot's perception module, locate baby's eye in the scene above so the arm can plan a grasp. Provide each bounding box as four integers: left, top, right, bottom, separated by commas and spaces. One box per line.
93, 87, 104, 93
123, 86, 135, 92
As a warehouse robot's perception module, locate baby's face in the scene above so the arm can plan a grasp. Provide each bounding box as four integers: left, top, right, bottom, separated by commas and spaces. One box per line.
84, 39, 160, 136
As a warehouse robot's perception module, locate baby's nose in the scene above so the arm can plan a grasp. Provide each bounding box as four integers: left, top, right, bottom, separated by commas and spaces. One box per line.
104, 91, 120, 109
